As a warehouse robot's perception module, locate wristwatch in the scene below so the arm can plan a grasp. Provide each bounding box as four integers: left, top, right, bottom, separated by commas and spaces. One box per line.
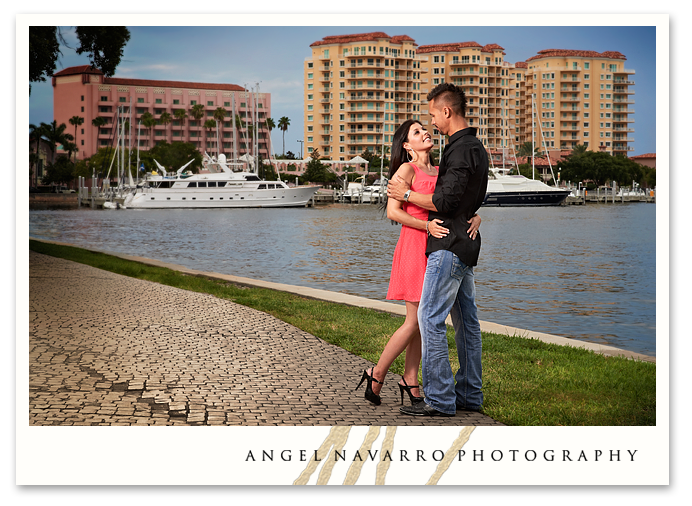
403, 190, 411, 202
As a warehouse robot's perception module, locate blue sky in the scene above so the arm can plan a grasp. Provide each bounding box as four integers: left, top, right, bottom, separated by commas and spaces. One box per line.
29, 23, 658, 157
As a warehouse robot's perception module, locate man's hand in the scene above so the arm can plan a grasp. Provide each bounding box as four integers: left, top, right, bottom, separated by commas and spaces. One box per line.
386, 174, 411, 202
467, 214, 481, 240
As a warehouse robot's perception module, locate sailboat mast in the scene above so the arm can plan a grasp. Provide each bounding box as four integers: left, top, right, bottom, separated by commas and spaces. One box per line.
531, 94, 535, 180
232, 92, 238, 164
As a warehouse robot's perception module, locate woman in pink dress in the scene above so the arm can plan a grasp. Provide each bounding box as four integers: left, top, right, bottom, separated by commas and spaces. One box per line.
356, 120, 481, 406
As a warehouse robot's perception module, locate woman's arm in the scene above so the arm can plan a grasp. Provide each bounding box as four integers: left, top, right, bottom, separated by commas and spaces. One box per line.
386, 164, 427, 231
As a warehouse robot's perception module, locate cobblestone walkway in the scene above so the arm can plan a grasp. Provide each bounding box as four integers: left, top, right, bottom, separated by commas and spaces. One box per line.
29, 251, 503, 426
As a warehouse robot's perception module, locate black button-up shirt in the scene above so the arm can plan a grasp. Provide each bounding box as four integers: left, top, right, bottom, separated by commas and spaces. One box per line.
426, 127, 489, 267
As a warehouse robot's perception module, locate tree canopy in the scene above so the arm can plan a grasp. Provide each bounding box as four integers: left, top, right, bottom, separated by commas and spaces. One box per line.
29, 26, 131, 95
556, 150, 655, 188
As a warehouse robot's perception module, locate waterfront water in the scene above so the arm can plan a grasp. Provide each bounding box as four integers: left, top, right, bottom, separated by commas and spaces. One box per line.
28, 202, 656, 356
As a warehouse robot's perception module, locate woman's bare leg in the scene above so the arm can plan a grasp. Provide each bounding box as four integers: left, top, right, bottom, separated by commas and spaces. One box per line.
370, 301, 420, 396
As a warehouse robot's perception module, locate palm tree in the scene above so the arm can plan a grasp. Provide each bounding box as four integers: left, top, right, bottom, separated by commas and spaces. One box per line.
29, 123, 45, 186
190, 104, 205, 149
213, 107, 227, 155
570, 143, 588, 157
265, 117, 276, 159
42, 120, 73, 165
204, 119, 216, 152
278, 116, 290, 155
140, 112, 156, 149
68, 115, 84, 162
174, 109, 188, 140
158, 111, 172, 148
517, 141, 541, 159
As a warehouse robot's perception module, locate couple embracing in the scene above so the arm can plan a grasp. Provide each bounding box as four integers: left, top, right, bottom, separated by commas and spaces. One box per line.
356, 83, 489, 417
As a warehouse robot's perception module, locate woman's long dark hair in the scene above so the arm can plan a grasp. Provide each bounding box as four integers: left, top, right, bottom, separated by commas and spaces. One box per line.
381, 119, 435, 213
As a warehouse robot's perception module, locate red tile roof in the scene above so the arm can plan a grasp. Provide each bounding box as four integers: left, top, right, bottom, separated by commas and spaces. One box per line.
51, 65, 244, 91
630, 153, 656, 159
417, 41, 483, 53
481, 43, 505, 54
310, 32, 416, 47
526, 49, 627, 62
105, 77, 244, 92
514, 61, 528, 69
53, 65, 103, 77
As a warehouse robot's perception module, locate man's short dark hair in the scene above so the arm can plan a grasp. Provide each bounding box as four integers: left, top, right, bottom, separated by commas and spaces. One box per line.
427, 83, 467, 118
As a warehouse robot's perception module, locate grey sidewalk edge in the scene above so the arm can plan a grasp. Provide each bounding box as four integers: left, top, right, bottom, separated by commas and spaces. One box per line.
31, 238, 656, 364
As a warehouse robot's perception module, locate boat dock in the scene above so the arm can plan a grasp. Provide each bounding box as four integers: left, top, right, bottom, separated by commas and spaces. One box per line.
562, 189, 656, 205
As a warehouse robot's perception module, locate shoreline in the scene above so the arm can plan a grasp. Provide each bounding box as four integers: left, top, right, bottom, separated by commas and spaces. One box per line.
30, 238, 655, 364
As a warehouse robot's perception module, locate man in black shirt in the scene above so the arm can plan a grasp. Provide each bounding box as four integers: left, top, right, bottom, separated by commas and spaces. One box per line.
388, 83, 488, 416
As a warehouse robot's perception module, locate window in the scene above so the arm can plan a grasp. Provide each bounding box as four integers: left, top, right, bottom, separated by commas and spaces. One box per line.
155, 98, 162, 104
190, 100, 196, 105
101, 96, 108, 101
308, 62, 313, 68
207, 101, 214, 106
307, 73, 313, 79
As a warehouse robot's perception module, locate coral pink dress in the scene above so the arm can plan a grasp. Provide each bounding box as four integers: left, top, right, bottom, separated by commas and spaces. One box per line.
386, 164, 438, 302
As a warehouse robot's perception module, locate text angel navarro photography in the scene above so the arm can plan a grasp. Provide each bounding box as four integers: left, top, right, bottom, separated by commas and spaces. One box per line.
244, 448, 640, 463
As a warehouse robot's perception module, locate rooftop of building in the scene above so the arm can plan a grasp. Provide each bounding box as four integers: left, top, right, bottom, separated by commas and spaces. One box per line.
53, 65, 245, 92
526, 49, 627, 62
417, 41, 483, 53
630, 153, 656, 159
309, 32, 417, 47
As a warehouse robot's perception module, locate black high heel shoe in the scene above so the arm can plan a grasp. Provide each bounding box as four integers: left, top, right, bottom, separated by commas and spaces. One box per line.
398, 377, 424, 405
356, 368, 384, 406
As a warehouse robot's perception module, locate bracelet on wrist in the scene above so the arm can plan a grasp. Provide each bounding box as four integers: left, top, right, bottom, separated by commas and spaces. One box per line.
426, 221, 430, 234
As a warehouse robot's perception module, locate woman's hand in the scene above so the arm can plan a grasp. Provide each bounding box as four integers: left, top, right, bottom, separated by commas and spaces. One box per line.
428, 219, 449, 239
466, 214, 481, 240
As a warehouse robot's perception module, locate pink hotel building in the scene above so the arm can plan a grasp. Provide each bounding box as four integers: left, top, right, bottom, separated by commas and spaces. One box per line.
52, 65, 271, 161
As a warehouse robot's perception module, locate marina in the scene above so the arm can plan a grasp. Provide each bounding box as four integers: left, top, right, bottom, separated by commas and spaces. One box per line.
28, 202, 656, 357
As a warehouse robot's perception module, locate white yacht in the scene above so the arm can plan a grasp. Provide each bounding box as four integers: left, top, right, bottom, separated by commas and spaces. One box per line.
483, 169, 571, 207
124, 154, 320, 209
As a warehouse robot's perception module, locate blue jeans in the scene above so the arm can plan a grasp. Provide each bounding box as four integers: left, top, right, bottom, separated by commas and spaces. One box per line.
418, 250, 483, 414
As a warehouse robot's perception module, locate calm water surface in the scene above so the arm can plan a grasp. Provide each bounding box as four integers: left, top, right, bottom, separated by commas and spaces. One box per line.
29, 202, 656, 356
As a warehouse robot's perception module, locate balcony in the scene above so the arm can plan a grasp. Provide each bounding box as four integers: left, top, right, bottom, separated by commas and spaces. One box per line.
449, 70, 480, 77
615, 68, 636, 74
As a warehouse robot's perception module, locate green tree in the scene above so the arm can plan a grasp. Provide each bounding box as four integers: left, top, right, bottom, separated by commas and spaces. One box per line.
29, 26, 130, 95
190, 104, 205, 133
42, 155, 75, 186
265, 117, 276, 156
157, 112, 172, 147
29, 123, 46, 187
278, 116, 290, 155
213, 107, 227, 154
68, 115, 84, 162
299, 149, 336, 184
516, 141, 541, 158
139, 112, 155, 148
42, 120, 73, 165
141, 141, 203, 173
203, 119, 216, 151
174, 109, 188, 139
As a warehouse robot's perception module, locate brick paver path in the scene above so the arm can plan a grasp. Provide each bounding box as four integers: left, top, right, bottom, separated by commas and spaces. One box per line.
29, 251, 503, 426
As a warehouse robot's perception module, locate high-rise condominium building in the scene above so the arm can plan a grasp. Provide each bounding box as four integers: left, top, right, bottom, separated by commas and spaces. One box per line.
303, 32, 424, 161
520, 49, 635, 156
52, 65, 271, 161
417, 42, 516, 154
